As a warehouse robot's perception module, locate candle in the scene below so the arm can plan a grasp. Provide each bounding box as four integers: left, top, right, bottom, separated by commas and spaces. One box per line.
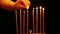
36, 7, 38, 33
15, 10, 18, 34
32, 8, 35, 33
40, 7, 45, 33
27, 6, 29, 34
42, 8, 44, 34
23, 10, 25, 34
20, 9, 22, 34
40, 6, 42, 33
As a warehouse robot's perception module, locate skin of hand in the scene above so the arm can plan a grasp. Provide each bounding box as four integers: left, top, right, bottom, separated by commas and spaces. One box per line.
21, 0, 30, 7
0, 0, 31, 11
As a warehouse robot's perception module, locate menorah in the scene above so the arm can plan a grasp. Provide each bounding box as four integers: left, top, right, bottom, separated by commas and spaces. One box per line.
15, 6, 45, 34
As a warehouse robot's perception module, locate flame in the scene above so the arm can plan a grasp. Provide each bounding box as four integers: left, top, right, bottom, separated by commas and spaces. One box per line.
40, 6, 42, 10
36, 7, 38, 9
33, 8, 34, 9
27, 6, 29, 9
43, 8, 44, 10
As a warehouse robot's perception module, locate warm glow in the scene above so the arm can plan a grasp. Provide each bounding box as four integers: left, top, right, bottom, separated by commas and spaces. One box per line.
27, 6, 29, 9
36, 7, 38, 9
33, 8, 34, 10
29, 30, 32, 34
43, 8, 44, 10
40, 6, 42, 10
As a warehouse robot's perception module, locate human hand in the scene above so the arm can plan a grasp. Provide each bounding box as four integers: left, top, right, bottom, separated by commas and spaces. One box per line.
21, 0, 31, 7
13, 0, 31, 10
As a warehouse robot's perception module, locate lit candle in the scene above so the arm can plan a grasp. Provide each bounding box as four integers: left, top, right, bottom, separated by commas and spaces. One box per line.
27, 6, 29, 34
40, 6, 42, 33
15, 10, 18, 34
23, 10, 25, 34
32, 8, 35, 33
20, 9, 22, 34
40, 7, 45, 33
36, 7, 38, 33
42, 8, 44, 34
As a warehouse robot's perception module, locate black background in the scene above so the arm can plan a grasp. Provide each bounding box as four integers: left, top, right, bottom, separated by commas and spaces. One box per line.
0, 0, 59, 34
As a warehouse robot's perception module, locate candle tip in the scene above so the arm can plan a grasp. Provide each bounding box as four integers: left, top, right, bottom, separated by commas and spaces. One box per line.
33, 8, 34, 9
43, 8, 44, 10
27, 6, 29, 9
36, 7, 38, 9
40, 6, 42, 9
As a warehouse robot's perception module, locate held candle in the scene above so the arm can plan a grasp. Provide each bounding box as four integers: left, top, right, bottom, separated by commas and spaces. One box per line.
20, 9, 22, 34
15, 10, 18, 34
27, 6, 29, 34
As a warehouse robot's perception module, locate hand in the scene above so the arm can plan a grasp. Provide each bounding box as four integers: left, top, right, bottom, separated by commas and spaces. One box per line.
0, 0, 31, 11
13, 0, 31, 10
21, 0, 31, 7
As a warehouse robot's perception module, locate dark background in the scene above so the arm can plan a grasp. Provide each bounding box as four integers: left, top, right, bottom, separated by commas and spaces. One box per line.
0, 0, 58, 34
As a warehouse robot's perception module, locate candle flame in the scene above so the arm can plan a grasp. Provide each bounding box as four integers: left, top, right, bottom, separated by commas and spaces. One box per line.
36, 7, 38, 9
40, 6, 42, 10
27, 6, 29, 9
43, 8, 44, 10
33, 8, 34, 9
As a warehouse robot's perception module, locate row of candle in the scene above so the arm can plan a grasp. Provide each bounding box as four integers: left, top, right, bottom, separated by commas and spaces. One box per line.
15, 6, 29, 34
32, 6, 45, 34
15, 6, 45, 34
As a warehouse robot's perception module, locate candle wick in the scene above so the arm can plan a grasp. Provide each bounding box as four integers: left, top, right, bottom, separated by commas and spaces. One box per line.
27, 6, 29, 9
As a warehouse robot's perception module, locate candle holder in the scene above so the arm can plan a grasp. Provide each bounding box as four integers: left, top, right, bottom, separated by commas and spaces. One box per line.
15, 6, 46, 34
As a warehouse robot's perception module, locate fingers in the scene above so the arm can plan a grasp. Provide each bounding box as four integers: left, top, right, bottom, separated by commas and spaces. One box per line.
14, 0, 31, 10
18, 4, 26, 9
14, 1, 26, 9
21, 0, 31, 7
17, 0, 31, 7
13, 3, 26, 10
26, 1, 31, 6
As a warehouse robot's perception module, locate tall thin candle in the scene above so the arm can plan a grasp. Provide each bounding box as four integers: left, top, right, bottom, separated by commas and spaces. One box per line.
20, 9, 22, 34
42, 8, 44, 34
40, 6, 42, 34
36, 7, 38, 33
40, 7, 45, 33
23, 10, 25, 34
15, 10, 18, 34
32, 8, 35, 33
27, 6, 29, 34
